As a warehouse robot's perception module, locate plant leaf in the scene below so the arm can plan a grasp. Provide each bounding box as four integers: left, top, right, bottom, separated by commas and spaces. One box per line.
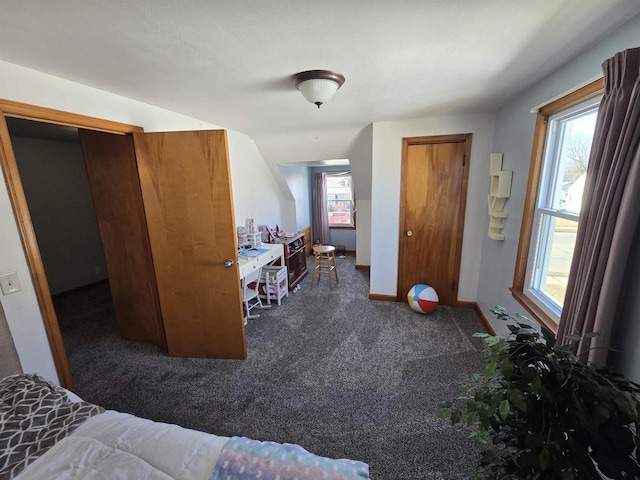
437, 408, 449, 419
507, 324, 520, 334
566, 334, 582, 342
541, 327, 556, 346
473, 332, 489, 338
539, 448, 551, 470
499, 399, 510, 419
500, 359, 515, 380
510, 390, 527, 412
531, 375, 542, 394
450, 409, 461, 425
466, 411, 477, 426
485, 363, 497, 379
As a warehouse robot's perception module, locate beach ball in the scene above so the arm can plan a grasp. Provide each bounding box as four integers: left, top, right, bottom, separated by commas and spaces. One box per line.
407, 284, 439, 314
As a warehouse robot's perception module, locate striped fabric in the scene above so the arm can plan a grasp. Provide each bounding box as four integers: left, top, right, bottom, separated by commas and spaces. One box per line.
0, 374, 103, 480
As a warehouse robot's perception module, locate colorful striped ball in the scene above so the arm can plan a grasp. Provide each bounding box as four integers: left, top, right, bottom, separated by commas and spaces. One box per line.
407, 284, 439, 314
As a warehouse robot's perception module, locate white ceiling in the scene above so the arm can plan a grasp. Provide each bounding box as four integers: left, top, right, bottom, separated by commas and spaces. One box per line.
1, 1, 639, 178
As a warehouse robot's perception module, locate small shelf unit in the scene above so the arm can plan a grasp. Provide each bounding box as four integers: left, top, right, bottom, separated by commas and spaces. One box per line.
487, 153, 512, 241
275, 233, 308, 291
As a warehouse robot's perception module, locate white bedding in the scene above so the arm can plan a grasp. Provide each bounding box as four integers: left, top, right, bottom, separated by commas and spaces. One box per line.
63, 388, 83, 403
3, 375, 369, 480
17, 411, 230, 480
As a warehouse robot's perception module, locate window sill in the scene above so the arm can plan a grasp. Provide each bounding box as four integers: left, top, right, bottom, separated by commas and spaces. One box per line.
510, 289, 558, 334
329, 225, 356, 230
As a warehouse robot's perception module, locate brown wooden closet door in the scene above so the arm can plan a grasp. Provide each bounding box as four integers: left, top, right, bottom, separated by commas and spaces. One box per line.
397, 136, 470, 306
79, 130, 166, 349
133, 130, 246, 359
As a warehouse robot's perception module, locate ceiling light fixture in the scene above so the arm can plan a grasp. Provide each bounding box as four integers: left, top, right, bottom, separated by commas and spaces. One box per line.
293, 70, 345, 108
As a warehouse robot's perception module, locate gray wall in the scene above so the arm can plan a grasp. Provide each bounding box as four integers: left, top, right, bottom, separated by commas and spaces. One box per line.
0, 299, 22, 377
278, 163, 311, 231
12, 135, 108, 295
475, 13, 640, 337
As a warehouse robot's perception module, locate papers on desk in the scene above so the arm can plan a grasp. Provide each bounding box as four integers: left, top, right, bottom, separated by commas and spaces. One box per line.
238, 248, 269, 258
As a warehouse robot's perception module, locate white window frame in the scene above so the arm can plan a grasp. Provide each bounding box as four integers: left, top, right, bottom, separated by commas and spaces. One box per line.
326, 172, 355, 228
523, 97, 601, 323
512, 78, 603, 333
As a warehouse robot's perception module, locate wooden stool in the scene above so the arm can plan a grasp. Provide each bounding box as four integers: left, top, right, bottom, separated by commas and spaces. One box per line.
311, 245, 339, 289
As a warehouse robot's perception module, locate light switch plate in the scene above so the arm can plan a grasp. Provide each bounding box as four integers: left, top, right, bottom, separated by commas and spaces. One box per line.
0, 272, 21, 295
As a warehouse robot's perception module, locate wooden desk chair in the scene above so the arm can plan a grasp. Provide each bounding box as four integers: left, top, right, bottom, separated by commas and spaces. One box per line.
311, 245, 339, 289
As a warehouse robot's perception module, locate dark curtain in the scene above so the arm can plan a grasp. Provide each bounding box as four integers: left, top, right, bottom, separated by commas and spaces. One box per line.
557, 47, 640, 366
312, 172, 330, 245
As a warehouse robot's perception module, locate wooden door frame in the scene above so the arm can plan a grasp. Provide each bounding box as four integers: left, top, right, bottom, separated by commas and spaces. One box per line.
396, 133, 472, 303
0, 99, 143, 389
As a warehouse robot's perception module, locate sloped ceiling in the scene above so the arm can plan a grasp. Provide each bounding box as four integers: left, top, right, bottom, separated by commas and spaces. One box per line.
1, 0, 639, 200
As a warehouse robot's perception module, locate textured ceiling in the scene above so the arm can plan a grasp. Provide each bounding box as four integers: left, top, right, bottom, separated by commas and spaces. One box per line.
1, 1, 639, 174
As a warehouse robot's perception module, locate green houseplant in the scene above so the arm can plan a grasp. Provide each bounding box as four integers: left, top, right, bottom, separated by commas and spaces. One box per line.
439, 306, 640, 479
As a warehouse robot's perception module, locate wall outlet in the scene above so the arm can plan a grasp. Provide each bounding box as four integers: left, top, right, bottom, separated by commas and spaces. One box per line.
0, 272, 21, 295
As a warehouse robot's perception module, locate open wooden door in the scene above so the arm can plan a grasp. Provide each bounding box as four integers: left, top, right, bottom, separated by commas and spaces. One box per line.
80, 130, 166, 350
133, 130, 245, 359
81, 129, 245, 359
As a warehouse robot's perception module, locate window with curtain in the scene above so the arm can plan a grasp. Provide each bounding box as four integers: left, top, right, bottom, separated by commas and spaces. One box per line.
526, 98, 600, 321
512, 79, 603, 331
326, 172, 355, 228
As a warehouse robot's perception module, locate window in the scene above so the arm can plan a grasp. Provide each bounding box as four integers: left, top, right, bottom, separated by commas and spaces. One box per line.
326, 172, 355, 227
528, 100, 599, 314
512, 79, 603, 331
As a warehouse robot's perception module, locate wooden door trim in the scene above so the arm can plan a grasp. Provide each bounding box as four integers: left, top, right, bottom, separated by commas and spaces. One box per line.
0, 99, 143, 389
397, 133, 472, 302
0, 99, 144, 134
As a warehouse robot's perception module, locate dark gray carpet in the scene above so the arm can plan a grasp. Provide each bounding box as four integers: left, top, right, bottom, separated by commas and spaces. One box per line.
55, 254, 486, 479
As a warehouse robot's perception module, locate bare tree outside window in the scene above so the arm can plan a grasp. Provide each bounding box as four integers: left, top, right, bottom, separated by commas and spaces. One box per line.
566, 132, 593, 181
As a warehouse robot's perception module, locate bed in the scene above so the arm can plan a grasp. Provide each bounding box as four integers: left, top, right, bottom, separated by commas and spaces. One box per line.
0, 307, 369, 480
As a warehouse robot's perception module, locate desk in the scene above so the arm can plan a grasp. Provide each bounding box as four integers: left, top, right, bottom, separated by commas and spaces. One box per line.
238, 243, 285, 280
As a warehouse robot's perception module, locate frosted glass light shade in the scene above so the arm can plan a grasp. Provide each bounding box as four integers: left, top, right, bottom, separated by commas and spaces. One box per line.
296, 79, 340, 106
293, 70, 345, 108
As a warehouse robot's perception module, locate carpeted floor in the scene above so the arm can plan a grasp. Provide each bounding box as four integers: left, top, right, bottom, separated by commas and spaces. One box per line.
55, 253, 487, 479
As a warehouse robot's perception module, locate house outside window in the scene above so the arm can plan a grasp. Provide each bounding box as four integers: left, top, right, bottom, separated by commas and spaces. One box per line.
512, 79, 603, 331
326, 172, 355, 228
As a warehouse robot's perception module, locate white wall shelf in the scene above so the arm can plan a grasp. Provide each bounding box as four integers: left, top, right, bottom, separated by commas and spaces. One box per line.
490, 171, 513, 198
487, 153, 512, 241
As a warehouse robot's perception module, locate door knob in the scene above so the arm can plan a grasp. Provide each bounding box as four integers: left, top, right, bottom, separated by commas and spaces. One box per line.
224, 259, 234, 268
406, 230, 413, 237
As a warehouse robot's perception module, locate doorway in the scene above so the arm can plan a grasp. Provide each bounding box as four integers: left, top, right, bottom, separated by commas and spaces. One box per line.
6, 118, 167, 385
0, 101, 145, 388
0, 100, 247, 390
397, 134, 471, 306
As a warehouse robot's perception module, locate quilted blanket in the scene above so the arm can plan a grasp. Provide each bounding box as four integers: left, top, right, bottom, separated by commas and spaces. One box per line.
2, 374, 370, 480
0, 374, 103, 480
17, 410, 229, 480
212, 436, 370, 480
